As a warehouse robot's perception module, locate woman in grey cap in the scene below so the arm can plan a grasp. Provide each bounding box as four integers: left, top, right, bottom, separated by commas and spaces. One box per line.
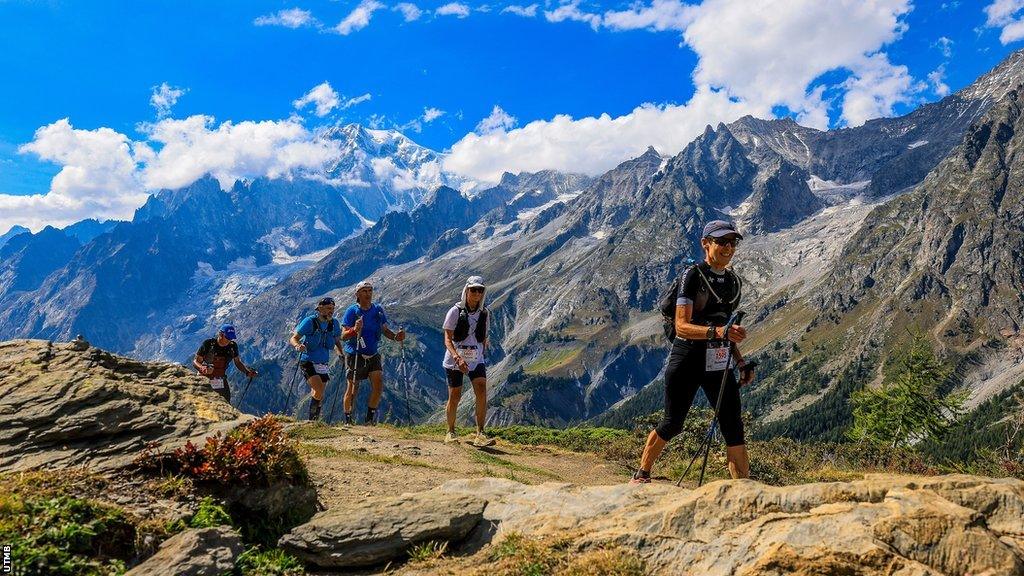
631, 220, 756, 483
441, 276, 495, 446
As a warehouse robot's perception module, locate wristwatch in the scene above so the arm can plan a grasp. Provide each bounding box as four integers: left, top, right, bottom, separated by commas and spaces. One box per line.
706, 325, 716, 340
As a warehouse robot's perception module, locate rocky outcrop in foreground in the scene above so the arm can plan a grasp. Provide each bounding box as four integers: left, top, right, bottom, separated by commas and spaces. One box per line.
0, 339, 250, 472
282, 474, 1024, 575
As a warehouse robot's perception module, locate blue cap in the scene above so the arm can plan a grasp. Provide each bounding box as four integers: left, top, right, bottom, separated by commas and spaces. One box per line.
219, 324, 237, 341
702, 220, 743, 239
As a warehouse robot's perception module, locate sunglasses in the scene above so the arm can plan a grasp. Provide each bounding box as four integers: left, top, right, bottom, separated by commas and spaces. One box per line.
468, 287, 485, 293
709, 237, 740, 247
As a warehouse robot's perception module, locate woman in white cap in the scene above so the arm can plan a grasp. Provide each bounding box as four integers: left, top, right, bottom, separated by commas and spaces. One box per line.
442, 276, 495, 446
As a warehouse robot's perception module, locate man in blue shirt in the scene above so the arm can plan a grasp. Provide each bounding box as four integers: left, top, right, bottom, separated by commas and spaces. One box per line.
289, 297, 344, 420
341, 280, 405, 425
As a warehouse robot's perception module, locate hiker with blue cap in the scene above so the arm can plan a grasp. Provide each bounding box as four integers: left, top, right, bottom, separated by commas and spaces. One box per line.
193, 324, 257, 403
630, 220, 756, 484
289, 297, 345, 421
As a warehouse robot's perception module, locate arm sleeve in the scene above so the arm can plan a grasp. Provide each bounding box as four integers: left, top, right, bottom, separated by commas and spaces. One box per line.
229, 343, 239, 359
442, 306, 460, 330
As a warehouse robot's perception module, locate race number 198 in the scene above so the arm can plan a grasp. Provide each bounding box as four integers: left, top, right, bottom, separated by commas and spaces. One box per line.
2, 544, 11, 574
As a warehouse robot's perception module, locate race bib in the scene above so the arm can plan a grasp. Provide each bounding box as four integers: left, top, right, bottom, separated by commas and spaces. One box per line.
705, 342, 730, 372
457, 347, 479, 364
210, 377, 225, 390
313, 363, 329, 375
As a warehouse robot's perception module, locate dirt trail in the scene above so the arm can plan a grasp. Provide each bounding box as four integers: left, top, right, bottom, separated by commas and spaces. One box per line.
290, 424, 630, 510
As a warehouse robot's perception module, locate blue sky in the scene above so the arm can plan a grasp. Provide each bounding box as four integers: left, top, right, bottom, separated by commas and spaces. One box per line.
1, 0, 1023, 230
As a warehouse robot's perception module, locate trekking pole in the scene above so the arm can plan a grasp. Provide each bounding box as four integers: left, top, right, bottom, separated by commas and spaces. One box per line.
236, 374, 255, 410
696, 310, 745, 487
676, 420, 716, 486
327, 352, 347, 424
283, 352, 302, 416
400, 326, 412, 425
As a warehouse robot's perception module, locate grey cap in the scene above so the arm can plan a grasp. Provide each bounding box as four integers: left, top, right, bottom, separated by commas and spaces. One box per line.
466, 275, 486, 288
702, 220, 743, 239
354, 280, 373, 294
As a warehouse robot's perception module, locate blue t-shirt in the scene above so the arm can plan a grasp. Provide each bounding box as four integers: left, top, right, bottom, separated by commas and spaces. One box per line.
295, 315, 342, 364
341, 303, 388, 355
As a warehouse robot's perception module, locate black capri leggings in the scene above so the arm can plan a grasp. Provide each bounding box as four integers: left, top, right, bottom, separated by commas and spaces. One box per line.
655, 340, 745, 447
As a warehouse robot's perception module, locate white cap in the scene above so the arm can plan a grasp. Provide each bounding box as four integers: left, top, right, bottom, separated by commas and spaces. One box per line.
355, 280, 373, 294
466, 275, 485, 288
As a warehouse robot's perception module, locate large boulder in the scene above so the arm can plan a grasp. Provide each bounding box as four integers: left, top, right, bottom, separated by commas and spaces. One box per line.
0, 339, 250, 472
432, 474, 1024, 576
279, 491, 486, 568
125, 527, 243, 576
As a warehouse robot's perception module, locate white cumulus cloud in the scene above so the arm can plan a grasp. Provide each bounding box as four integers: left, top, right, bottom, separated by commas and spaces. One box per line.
335, 0, 385, 35
447, 0, 918, 182
150, 83, 186, 119
544, 1, 602, 30
984, 0, 1024, 43
475, 105, 517, 134
342, 93, 373, 109
2, 119, 146, 231
293, 82, 341, 117
501, 4, 538, 17
423, 107, 446, 122
445, 88, 758, 182
135, 116, 341, 191
603, 0, 696, 32
928, 65, 951, 97
394, 3, 423, 21
436, 2, 471, 18
253, 8, 315, 28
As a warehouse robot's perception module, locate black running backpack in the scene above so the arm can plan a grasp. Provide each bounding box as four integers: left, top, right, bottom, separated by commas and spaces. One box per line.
453, 304, 487, 344
658, 263, 712, 342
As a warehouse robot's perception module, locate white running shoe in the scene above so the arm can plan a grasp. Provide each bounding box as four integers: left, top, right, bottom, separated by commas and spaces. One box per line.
472, 432, 496, 447
444, 431, 458, 444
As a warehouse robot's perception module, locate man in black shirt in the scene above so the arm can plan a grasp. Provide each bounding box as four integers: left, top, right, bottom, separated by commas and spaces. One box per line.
631, 220, 756, 484
193, 324, 257, 403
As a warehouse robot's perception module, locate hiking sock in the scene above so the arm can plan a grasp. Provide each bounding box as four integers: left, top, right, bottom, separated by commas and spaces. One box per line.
308, 399, 322, 421
365, 407, 377, 425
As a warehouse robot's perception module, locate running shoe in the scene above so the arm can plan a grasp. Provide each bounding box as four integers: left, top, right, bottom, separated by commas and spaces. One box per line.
444, 431, 458, 444
472, 432, 496, 447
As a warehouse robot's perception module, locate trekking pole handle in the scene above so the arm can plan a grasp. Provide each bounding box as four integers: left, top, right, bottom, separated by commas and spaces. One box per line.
722, 310, 746, 340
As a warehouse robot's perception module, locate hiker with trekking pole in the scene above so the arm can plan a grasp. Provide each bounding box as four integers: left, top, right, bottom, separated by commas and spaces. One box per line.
631, 220, 757, 485
289, 297, 345, 421
442, 276, 495, 447
193, 324, 258, 404
341, 281, 405, 425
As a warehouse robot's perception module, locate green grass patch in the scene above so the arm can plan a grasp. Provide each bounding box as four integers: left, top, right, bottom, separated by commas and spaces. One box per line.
467, 450, 561, 480
400, 424, 629, 453
524, 347, 583, 375
0, 471, 169, 576
285, 422, 348, 440
297, 442, 445, 470
234, 546, 306, 575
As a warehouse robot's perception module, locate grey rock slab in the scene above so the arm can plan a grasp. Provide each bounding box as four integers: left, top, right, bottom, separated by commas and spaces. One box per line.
126, 526, 243, 576
279, 491, 486, 568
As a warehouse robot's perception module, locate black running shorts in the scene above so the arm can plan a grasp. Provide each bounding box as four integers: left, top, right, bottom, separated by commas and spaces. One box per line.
655, 339, 745, 447
345, 353, 383, 380
446, 364, 486, 388
300, 361, 330, 383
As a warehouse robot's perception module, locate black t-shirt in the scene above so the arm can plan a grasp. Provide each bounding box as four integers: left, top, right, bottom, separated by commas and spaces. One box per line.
196, 338, 239, 378
676, 261, 742, 327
